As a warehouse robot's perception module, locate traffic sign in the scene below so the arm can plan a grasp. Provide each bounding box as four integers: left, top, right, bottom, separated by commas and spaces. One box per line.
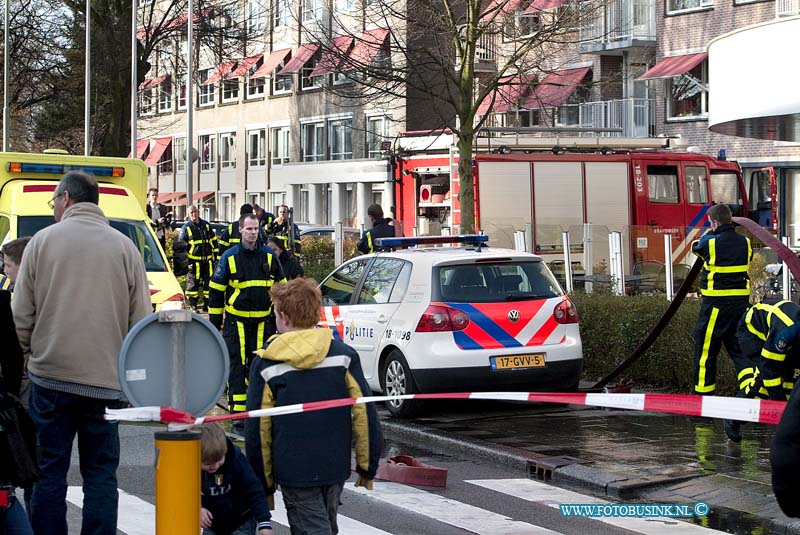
118, 310, 228, 417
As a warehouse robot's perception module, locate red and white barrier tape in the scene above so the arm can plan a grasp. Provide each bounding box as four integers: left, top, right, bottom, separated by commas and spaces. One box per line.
104, 392, 787, 430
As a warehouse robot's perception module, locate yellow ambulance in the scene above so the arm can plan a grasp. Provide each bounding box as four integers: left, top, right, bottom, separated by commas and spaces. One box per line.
0, 151, 185, 310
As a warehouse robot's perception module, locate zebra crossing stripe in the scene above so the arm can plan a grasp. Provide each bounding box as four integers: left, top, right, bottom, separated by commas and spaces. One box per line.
272, 490, 392, 534
347, 480, 562, 535
66, 487, 153, 535
466, 479, 719, 535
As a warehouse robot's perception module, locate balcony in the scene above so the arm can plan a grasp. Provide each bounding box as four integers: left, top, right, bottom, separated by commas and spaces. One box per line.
579, 0, 656, 53
776, 0, 799, 16
474, 30, 498, 73
557, 98, 655, 138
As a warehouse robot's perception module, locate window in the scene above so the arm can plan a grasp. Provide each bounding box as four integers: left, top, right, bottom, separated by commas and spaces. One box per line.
367, 116, 390, 158
248, 192, 265, 210
329, 119, 353, 160
503, 10, 540, 41
273, 57, 293, 93
158, 143, 173, 174
302, 122, 324, 161
220, 132, 236, 169
301, 56, 322, 89
274, 0, 290, 27
176, 73, 187, 110
668, 60, 707, 119
300, 187, 309, 221
141, 89, 154, 115
198, 69, 215, 106
320, 258, 369, 306
174, 137, 186, 172
711, 172, 743, 207
371, 185, 383, 207
222, 78, 239, 102
200, 134, 216, 171
647, 166, 679, 204
667, 0, 712, 12
248, 129, 267, 167
357, 259, 411, 304
270, 126, 290, 165
158, 80, 172, 112
247, 0, 265, 35
685, 166, 708, 204
269, 192, 285, 213
301, 0, 323, 22
219, 193, 234, 222
750, 169, 773, 211
335, 0, 353, 11
247, 59, 265, 98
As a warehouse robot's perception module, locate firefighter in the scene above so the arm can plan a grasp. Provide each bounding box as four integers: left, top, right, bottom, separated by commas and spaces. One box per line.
357, 204, 395, 254
266, 235, 304, 280
209, 213, 286, 432
218, 203, 268, 256
265, 204, 301, 253
253, 204, 275, 231
725, 300, 800, 442
690, 203, 751, 397
179, 205, 218, 311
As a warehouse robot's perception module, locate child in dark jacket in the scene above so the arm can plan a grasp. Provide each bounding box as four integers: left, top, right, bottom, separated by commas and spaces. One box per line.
200, 423, 272, 535
245, 278, 383, 535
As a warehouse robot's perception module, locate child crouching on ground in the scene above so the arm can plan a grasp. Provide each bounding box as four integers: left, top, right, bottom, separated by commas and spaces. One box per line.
245, 277, 383, 535
200, 423, 273, 535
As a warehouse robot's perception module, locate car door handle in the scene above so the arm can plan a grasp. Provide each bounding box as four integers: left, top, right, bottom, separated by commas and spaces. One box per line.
377, 315, 388, 323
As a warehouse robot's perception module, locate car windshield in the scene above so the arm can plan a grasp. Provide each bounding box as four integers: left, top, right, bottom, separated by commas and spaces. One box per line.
434, 261, 563, 303
18, 216, 167, 272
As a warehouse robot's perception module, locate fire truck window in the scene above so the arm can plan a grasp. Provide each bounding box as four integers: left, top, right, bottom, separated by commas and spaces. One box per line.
750, 170, 772, 210
685, 166, 708, 204
710, 172, 743, 207
647, 166, 679, 204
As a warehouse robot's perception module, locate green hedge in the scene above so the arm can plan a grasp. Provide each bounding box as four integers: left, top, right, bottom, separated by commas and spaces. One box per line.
571, 293, 738, 394
298, 235, 359, 283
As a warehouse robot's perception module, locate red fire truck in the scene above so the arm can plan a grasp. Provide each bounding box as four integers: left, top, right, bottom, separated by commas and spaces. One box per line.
392, 132, 748, 267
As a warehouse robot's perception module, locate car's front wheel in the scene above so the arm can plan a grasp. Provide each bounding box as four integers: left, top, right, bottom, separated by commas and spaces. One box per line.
381, 350, 422, 418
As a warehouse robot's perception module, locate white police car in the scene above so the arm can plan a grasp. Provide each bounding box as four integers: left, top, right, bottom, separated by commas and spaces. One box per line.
317, 235, 583, 417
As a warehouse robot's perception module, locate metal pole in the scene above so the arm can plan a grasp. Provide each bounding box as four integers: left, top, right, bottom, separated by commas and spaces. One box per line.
583, 223, 593, 294
130, 0, 137, 158
562, 231, 573, 293
3, 0, 9, 152
783, 236, 792, 301
334, 222, 343, 266
185, 0, 194, 207
84, 0, 91, 156
664, 235, 674, 301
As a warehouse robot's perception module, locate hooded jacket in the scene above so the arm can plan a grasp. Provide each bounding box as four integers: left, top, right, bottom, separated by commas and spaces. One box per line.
357, 218, 394, 254
245, 329, 382, 490
202, 438, 272, 534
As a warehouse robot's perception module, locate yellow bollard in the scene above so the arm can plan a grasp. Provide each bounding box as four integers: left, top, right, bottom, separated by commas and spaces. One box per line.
155, 430, 200, 534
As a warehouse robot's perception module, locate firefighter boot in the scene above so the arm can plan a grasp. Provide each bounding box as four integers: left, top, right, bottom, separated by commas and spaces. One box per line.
724, 419, 742, 443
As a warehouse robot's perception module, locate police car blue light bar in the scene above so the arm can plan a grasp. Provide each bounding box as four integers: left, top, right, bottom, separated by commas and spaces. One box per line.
375, 234, 489, 247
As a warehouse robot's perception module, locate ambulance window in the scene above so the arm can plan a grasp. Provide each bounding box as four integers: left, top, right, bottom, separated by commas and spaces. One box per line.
108, 220, 167, 272
685, 166, 708, 204
647, 166, 679, 204
321, 258, 369, 306
710, 172, 743, 212
0, 215, 9, 244
358, 258, 410, 304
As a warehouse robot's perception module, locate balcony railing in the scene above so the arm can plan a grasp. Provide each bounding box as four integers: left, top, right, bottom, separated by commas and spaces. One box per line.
776, 0, 799, 16
557, 98, 655, 138
580, 0, 656, 51
475, 30, 497, 62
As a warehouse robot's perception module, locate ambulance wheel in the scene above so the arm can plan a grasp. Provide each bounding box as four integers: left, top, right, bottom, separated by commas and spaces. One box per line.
381, 350, 422, 418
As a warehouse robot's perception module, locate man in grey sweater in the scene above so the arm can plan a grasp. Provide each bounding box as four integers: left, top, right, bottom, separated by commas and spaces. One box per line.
12, 170, 151, 535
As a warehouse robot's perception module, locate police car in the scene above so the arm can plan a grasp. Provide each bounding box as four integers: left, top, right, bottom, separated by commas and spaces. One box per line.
317, 235, 583, 417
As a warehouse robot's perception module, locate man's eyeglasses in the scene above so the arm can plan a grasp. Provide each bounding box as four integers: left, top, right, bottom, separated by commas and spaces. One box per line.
48, 193, 63, 210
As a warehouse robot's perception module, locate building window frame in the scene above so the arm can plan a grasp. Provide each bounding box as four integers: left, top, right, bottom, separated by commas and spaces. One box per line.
666, 60, 708, 120
366, 115, 390, 158
301, 56, 322, 90
198, 69, 216, 107
222, 78, 239, 102
158, 80, 172, 113
270, 126, 290, 165
174, 137, 186, 172
247, 0, 265, 35
273, 58, 293, 94
200, 134, 216, 171
220, 132, 236, 169
301, 0, 323, 22
176, 73, 187, 110
329, 118, 353, 160
248, 129, 267, 168
666, 0, 713, 13
301, 122, 325, 162
274, 0, 290, 28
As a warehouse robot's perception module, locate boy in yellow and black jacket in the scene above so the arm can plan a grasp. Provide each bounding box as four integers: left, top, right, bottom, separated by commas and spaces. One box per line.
244, 278, 382, 534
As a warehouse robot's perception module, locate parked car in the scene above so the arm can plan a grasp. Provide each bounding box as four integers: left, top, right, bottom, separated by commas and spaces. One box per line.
316, 235, 583, 417
298, 224, 361, 240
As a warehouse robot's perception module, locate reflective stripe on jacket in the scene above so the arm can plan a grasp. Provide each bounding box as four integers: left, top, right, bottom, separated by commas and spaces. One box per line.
691, 223, 751, 298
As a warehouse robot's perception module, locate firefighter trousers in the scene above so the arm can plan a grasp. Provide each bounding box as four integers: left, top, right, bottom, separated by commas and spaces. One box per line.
186, 260, 213, 310
223, 315, 276, 414
692, 297, 750, 395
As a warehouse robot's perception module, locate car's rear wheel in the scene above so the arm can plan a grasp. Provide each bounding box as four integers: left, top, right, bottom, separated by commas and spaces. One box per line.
381, 350, 422, 418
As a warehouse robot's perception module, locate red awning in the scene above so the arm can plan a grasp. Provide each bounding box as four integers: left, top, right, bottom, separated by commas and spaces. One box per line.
143, 137, 172, 166
193, 191, 215, 202
522, 67, 591, 109
128, 139, 150, 159
156, 192, 180, 203
277, 44, 319, 75
228, 54, 263, 79
348, 28, 390, 65
162, 192, 188, 206
477, 76, 533, 115
309, 36, 354, 77
202, 61, 236, 85
524, 0, 564, 12
638, 52, 707, 81
252, 48, 292, 78
481, 0, 525, 20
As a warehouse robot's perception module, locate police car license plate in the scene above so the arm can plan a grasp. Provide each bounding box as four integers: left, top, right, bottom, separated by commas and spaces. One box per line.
491, 353, 546, 370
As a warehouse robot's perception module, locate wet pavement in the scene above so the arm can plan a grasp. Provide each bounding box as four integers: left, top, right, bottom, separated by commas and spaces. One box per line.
380, 398, 799, 535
